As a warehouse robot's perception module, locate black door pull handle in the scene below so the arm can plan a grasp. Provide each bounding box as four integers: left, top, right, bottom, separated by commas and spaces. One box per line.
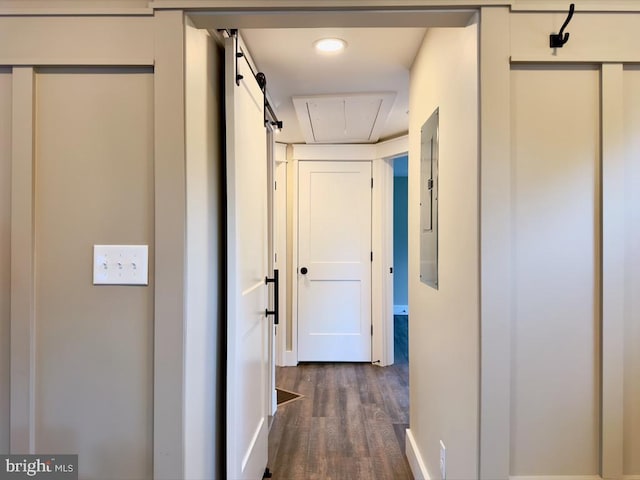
265, 269, 279, 325
300, 267, 308, 275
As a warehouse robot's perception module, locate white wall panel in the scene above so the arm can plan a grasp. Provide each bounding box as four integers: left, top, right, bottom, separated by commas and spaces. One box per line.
0, 67, 11, 455
0, 16, 153, 65
510, 66, 600, 475
623, 66, 640, 477
34, 68, 154, 479
511, 12, 640, 63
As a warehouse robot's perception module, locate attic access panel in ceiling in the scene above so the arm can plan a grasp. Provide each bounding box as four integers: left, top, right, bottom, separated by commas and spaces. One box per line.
293, 92, 396, 144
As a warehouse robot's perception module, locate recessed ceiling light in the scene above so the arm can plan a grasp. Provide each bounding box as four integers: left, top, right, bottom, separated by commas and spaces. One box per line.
314, 38, 347, 53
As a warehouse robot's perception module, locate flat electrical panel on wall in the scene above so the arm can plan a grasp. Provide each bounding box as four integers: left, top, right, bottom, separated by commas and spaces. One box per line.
420, 108, 439, 289
93, 245, 149, 286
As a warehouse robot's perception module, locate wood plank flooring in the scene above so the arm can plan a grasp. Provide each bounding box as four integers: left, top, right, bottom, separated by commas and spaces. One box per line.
268, 320, 411, 480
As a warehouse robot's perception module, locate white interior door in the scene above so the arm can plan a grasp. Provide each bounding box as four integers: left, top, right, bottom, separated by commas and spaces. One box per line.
298, 161, 372, 362
225, 36, 270, 480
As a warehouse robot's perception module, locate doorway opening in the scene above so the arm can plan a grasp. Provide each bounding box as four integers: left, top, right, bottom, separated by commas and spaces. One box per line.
393, 155, 409, 365
186, 7, 479, 479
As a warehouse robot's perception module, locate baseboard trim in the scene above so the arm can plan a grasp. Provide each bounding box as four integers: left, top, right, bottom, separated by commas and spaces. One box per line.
509, 476, 602, 480
508, 472, 640, 479
406, 428, 431, 480
281, 351, 297, 367
394, 304, 409, 315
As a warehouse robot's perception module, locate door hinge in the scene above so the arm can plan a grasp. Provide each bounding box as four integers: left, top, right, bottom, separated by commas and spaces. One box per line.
371, 325, 373, 336
371, 177, 374, 189
370, 251, 373, 262
274, 181, 277, 191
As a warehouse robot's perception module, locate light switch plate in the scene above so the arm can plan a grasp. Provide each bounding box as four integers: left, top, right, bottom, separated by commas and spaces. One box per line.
93, 245, 149, 285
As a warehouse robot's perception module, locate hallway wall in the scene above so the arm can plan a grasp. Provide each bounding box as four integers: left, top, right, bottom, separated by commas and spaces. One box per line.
407, 23, 479, 480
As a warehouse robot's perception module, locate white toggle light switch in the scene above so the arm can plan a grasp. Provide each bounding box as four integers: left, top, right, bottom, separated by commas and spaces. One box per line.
93, 245, 149, 285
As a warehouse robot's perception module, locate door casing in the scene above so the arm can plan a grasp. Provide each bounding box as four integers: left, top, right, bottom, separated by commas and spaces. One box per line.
281, 139, 408, 366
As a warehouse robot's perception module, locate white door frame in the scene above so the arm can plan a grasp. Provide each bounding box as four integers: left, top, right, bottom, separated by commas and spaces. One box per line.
266, 130, 278, 417
280, 136, 408, 366
273, 142, 290, 365
185, 8, 472, 478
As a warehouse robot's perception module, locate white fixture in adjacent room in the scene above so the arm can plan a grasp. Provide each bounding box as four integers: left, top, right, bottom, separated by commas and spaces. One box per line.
93, 245, 149, 285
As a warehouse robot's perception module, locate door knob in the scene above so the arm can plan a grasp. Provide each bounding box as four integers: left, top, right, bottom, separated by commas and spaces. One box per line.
300, 267, 308, 275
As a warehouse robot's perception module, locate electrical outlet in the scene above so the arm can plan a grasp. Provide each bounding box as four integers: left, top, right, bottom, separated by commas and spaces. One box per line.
439, 440, 446, 480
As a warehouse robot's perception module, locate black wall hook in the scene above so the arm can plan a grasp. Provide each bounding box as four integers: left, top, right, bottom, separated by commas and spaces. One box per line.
550, 3, 575, 48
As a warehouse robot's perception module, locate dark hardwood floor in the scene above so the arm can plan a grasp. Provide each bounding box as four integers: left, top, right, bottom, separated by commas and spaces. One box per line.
268, 316, 411, 480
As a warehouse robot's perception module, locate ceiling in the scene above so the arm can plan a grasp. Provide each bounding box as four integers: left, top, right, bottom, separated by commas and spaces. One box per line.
240, 27, 427, 144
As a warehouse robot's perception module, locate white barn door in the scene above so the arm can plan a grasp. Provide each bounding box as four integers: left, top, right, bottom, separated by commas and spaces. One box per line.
298, 161, 372, 362
224, 36, 270, 480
